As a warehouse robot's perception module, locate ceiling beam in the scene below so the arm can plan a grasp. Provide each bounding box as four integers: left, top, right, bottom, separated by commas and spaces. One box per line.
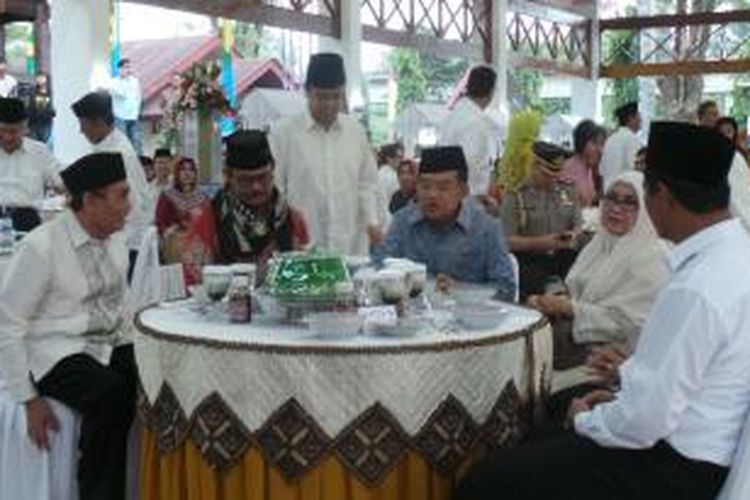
600, 60, 750, 78
361, 26, 483, 61
0, 0, 38, 23
600, 10, 750, 31
131, 0, 339, 37
509, 0, 589, 24
512, 0, 594, 20
511, 54, 590, 78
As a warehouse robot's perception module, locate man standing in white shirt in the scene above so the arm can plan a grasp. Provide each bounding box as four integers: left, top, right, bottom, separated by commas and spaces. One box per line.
456, 122, 748, 499
0, 152, 136, 500
0, 60, 17, 97
110, 58, 143, 154
269, 53, 380, 255
72, 92, 151, 280
0, 97, 63, 231
599, 101, 641, 188
439, 65, 499, 197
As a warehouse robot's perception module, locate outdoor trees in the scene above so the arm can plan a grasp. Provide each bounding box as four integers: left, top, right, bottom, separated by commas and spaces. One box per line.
387, 48, 468, 112
652, 0, 719, 121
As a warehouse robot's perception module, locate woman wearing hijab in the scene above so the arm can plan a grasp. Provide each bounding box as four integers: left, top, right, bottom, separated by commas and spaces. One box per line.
528, 171, 670, 369
155, 157, 217, 286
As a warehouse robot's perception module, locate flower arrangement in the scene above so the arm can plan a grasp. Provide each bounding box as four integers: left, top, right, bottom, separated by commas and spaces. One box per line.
160, 60, 233, 149
495, 109, 543, 193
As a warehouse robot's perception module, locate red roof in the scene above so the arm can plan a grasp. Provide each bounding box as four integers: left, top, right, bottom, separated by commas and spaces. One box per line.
122, 35, 296, 118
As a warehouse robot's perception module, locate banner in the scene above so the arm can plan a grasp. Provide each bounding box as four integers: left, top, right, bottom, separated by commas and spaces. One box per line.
110, 0, 121, 76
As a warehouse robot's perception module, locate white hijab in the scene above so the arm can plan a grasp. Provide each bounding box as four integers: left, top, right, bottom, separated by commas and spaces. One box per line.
566, 171, 671, 347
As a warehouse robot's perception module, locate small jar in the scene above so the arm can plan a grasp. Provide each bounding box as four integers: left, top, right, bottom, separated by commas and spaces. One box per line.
228, 274, 252, 323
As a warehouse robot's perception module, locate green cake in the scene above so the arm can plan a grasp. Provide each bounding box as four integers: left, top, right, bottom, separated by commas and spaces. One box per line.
265, 252, 354, 301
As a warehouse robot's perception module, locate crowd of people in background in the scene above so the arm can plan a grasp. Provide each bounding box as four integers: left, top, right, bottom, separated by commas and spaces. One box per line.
3, 48, 750, 500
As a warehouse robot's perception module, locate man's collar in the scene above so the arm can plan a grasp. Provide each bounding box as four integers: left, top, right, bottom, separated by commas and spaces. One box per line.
408, 197, 474, 230
62, 209, 96, 249
668, 218, 738, 272
304, 108, 341, 132
458, 97, 483, 114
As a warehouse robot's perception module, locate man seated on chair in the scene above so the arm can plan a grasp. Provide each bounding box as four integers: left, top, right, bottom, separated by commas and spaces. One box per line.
0, 97, 64, 231
0, 152, 137, 500
373, 146, 516, 301
213, 129, 310, 275
455, 122, 750, 500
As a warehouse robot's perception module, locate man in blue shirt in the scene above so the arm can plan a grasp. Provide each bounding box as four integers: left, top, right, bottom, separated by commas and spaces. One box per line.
373, 146, 516, 301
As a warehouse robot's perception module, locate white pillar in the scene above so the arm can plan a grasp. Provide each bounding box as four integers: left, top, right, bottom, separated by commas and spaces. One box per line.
319, 1, 363, 111
571, 4, 602, 122
490, 0, 510, 127
638, 0, 655, 140
571, 79, 602, 122
50, 0, 110, 164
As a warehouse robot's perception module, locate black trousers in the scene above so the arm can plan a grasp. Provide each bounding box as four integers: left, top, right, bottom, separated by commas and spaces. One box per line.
1, 206, 42, 232
515, 250, 579, 302
36, 345, 137, 500
128, 250, 138, 284
455, 432, 728, 500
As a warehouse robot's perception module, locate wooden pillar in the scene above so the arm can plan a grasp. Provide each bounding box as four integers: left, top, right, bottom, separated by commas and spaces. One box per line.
34, 0, 51, 75
0, 24, 6, 61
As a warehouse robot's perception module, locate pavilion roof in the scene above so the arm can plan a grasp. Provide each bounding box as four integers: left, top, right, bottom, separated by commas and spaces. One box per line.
121, 35, 296, 118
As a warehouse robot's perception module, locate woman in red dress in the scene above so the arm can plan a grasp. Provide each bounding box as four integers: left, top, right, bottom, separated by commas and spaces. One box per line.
155, 157, 217, 286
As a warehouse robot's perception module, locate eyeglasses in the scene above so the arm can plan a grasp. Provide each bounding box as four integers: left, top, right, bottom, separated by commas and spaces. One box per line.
603, 193, 639, 211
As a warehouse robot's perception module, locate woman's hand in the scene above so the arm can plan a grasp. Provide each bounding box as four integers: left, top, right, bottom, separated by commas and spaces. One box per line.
586, 344, 629, 383
565, 389, 615, 428
435, 273, 455, 293
529, 294, 573, 318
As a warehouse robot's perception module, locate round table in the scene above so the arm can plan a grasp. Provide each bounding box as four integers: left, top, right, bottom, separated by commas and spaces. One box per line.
134, 299, 552, 500
0, 253, 11, 283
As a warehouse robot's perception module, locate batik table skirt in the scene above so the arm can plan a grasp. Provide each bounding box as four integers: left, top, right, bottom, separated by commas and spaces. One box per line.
134, 299, 552, 500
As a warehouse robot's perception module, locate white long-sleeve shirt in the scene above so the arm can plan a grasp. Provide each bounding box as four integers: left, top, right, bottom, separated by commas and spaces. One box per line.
728, 152, 750, 233
92, 128, 151, 250
0, 74, 17, 98
600, 127, 640, 188
376, 166, 399, 230
439, 98, 500, 195
575, 219, 750, 466
0, 138, 63, 207
269, 111, 379, 255
0, 210, 128, 402
110, 75, 142, 121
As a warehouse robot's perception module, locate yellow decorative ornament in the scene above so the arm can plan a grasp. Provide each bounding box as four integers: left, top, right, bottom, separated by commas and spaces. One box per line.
496, 109, 543, 193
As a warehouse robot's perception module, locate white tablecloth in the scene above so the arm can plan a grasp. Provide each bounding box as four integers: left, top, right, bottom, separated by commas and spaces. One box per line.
135, 298, 552, 482
0, 254, 11, 283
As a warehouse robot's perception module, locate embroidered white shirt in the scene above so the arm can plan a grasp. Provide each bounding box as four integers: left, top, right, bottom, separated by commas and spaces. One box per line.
0, 210, 128, 403
269, 110, 379, 255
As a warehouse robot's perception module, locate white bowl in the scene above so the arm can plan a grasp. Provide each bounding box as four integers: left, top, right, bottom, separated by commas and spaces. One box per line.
308, 312, 362, 339
457, 304, 508, 331
375, 317, 423, 337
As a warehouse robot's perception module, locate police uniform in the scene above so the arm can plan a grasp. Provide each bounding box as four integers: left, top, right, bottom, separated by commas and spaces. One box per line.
500, 143, 583, 299
501, 181, 582, 238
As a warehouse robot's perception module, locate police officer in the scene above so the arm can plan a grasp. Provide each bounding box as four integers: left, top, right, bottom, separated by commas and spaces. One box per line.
501, 141, 583, 300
